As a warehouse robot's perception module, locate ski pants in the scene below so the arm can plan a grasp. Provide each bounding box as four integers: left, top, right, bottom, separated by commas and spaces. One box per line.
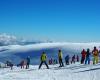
26, 63, 30, 69
59, 59, 64, 67
65, 60, 69, 65
85, 57, 90, 64
81, 57, 85, 64
39, 61, 49, 69
93, 56, 99, 64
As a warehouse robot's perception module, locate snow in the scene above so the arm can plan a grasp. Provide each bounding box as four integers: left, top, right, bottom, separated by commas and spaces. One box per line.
0, 42, 100, 80
0, 63, 100, 80
0, 42, 100, 64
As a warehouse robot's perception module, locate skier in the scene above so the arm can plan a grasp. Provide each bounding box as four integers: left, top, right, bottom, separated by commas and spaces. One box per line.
58, 50, 64, 67
85, 49, 91, 64
92, 47, 99, 64
65, 55, 70, 65
10, 62, 13, 70
39, 52, 49, 69
6, 61, 13, 70
49, 59, 51, 65
20, 60, 25, 69
81, 49, 86, 64
49, 58, 53, 65
71, 55, 75, 64
53, 59, 57, 65
26, 56, 30, 69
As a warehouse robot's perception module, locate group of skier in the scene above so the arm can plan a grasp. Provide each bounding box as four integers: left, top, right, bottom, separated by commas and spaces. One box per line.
81, 46, 100, 65
5, 56, 31, 70
48, 58, 58, 65
65, 54, 79, 65
17, 56, 31, 69
4, 46, 100, 70
38, 46, 100, 69
38, 50, 65, 69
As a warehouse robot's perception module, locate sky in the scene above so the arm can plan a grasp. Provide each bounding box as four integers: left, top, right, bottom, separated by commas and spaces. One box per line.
0, 0, 100, 42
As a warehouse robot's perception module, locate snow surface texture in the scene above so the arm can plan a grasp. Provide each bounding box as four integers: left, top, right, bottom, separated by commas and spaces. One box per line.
0, 42, 100, 80
0, 63, 100, 80
0, 43, 100, 64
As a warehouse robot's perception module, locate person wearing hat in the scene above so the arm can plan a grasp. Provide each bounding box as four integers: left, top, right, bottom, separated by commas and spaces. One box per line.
26, 56, 30, 69
85, 48, 91, 64
39, 52, 49, 69
92, 47, 99, 64
58, 50, 64, 67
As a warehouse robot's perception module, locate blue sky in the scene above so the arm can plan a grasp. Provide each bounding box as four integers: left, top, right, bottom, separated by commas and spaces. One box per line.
0, 0, 100, 42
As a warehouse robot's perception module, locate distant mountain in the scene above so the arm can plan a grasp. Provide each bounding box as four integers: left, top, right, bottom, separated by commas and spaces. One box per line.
0, 34, 52, 46
0, 33, 17, 46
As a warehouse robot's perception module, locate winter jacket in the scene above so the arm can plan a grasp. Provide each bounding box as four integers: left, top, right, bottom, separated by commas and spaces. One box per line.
86, 51, 91, 58
81, 50, 86, 58
41, 53, 47, 61
92, 49, 99, 56
58, 52, 63, 59
26, 57, 30, 64
65, 55, 69, 61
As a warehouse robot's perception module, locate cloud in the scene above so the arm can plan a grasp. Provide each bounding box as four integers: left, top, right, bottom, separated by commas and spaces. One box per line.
0, 33, 52, 46
0, 33, 17, 46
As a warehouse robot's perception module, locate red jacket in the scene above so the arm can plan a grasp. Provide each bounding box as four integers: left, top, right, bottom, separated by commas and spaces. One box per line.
81, 50, 86, 58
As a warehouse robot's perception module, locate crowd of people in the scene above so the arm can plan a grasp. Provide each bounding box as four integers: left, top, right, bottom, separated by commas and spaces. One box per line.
4, 46, 100, 70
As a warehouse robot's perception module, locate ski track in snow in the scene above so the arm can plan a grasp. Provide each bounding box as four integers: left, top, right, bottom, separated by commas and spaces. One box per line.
0, 63, 100, 80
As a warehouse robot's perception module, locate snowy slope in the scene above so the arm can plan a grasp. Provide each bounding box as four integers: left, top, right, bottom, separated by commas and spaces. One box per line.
0, 63, 100, 80
0, 42, 100, 64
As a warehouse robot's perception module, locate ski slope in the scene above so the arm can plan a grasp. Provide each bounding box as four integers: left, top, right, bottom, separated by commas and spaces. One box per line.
0, 63, 100, 80
0, 42, 100, 64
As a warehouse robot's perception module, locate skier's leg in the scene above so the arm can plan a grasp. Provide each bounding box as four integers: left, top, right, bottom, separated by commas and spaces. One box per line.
21, 65, 22, 69
81, 58, 83, 64
26, 63, 28, 69
39, 61, 43, 69
96, 56, 99, 64
65, 60, 67, 65
66, 61, 68, 65
93, 57, 96, 64
81, 58, 82, 64
27, 64, 29, 69
44, 61, 49, 69
59, 59, 62, 67
61, 59, 64, 67
28, 63, 30, 69
23, 65, 24, 69
85, 57, 87, 64
88, 58, 90, 64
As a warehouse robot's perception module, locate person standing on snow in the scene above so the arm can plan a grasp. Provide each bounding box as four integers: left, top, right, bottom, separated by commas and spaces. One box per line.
39, 52, 49, 69
26, 56, 30, 69
81, 49, 86, 64
6, 61, 13, 70
20, 60, 25, 69
85, 49, 91, 64
65, 55, 70, 65
71, 55, 76, 64
58, 50, 64, 67
92, 47, 99, 64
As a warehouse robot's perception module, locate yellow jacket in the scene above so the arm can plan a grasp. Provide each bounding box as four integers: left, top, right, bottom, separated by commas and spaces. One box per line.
58, 52, 63, 59
41, 53, 47, 61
